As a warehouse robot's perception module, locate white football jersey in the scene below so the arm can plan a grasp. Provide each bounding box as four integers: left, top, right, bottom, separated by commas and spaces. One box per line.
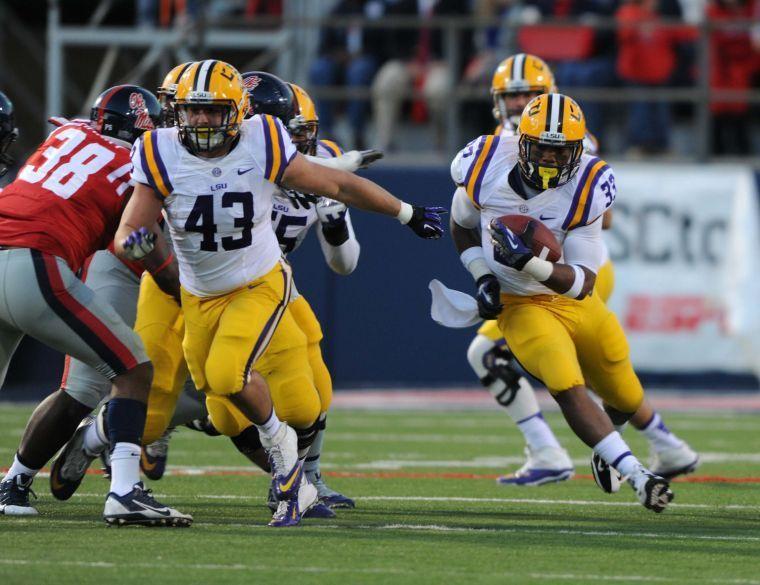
271, 139, 345, 255
451, 134, 615, 296
131, 114, 297, 296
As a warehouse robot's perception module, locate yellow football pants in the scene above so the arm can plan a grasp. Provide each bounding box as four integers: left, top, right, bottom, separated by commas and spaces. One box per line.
497, 292, 643, 413
289, 295, 332, 414
475, 259, 616, 342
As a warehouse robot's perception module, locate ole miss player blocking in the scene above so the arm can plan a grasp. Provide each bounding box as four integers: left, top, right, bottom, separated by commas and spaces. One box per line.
0, 85, 191, 526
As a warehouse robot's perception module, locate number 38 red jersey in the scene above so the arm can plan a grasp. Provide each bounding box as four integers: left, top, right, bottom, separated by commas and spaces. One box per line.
0, 121, 133, 271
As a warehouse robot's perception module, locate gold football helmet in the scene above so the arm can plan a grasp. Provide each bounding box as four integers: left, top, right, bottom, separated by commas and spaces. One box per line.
157, 62, 194, 127
174, 60, 249, 154
491, 54, 556, 130
518, 93, 585, 190
287, 83, 319, 155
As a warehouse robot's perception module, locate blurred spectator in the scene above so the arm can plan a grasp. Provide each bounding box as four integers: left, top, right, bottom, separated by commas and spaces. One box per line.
616, 0, 694, 154
371, 0, 470, 151
308, 0, 388, 149
708, 0, 760, 155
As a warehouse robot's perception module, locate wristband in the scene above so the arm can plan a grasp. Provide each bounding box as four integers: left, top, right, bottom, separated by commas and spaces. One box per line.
460, 247, 492, 281
150, 252, 174, 277
564, 265, 586, 299
523, 257, 553, 281
396, 201, 413, 224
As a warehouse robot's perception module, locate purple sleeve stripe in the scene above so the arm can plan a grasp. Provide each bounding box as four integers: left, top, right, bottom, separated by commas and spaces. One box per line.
150, 132, 173, 194
262, 115, 274, 180
472, 136, 500, 206
561, 158, 598, 230
138, 139, 159, 192
275, 150, 297, 185
462, 137, 486, 188
273, 118, 288, 182
579, 163, 609, 226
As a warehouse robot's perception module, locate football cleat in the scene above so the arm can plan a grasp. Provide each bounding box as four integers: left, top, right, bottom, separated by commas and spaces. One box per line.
50, 416, 101, 501
650, 443, 699, 480
140, 428, 174, 481
591, 452, 622, 494
628, 467, 674, 513
260, 424, 300, 500
100, 449, 112, 479
309, 471, 355, 509
497, 446, 574, 487
0, 474, 38, 516
103, 482, 192, 527
268, 476, 318, 528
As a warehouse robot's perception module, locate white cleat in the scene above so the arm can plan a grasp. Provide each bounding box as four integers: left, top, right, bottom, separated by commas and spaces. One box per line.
650, 443, 699, 480
497, 446, 574, 486
628, 466, 674, 513
103, 482, 192, 527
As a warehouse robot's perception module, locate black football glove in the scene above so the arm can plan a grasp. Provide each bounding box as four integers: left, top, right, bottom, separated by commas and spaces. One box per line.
476, 274, 503, 320
489, 218, 535, 270
406, 205, 447, 239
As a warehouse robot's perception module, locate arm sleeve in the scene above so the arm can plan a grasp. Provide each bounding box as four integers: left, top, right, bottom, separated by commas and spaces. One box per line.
317, 209, 360, 275
451, 186, 481, 229
306, 151, 362, 173
563, 218, 604, 274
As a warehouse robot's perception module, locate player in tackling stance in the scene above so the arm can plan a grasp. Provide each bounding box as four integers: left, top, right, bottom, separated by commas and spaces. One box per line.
115, 60, 444, 525
450, 93, 673, 512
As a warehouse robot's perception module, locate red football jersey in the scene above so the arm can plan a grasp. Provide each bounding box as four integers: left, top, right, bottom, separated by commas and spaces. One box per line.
0, 121, 133, 271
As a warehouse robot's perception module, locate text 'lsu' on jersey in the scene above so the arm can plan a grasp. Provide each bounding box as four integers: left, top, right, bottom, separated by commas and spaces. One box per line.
271, 139, 343, 255
131, 114, 297, 297
451, 134, 615, 296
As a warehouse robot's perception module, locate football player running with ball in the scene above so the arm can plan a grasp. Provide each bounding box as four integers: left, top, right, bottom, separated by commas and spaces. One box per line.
450, 93, 673, 512
115, 60, 444, 525
467, 54, 697, 486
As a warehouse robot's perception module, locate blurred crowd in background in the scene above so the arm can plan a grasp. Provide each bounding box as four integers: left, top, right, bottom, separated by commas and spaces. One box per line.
3, 0, 760, 162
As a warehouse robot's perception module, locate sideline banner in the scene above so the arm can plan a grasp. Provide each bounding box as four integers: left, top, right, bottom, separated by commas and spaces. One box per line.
605, 164, 757, 374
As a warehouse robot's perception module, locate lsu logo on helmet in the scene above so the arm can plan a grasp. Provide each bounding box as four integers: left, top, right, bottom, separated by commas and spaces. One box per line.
518, 93, 585, 190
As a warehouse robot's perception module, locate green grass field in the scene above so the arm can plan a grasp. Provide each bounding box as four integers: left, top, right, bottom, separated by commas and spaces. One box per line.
1, 402, 759, 585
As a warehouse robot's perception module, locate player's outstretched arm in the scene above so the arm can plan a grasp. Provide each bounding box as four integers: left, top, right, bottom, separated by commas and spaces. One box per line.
115, 183, 180, 302
280, 153, 446, 239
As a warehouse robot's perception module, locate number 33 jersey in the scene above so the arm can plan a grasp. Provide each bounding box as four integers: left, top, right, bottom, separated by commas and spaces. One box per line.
131, 114, 298, 297
451, 134, 616, 296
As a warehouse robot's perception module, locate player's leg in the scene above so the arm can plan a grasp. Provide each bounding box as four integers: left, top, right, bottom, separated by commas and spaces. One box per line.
185, 260, 312, 526
501, 297, 672, 512
48, 251, 141, 498
466, 320, 572, 486
290, 295, 354, 508
5, 250, 190, 524
573, 295, 674, 511
629, 400, 699, 479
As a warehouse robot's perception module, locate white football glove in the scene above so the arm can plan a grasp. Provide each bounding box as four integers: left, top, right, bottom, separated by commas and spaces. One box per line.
121, 226, 156, 261
316, 198, 348, 227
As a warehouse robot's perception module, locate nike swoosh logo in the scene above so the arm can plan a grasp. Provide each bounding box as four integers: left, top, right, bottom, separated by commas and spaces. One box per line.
505, 231, 520, 250
278, 462, 302, 494
50, 469, 65, 492
237, 167, 256, 175
539, 215, 555, 221
134, 500, 171, 516
247, 283, 262, 290
140, 451, 157, 472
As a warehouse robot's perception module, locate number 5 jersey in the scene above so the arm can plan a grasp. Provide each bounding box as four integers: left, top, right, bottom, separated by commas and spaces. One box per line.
131, 114, 298, 297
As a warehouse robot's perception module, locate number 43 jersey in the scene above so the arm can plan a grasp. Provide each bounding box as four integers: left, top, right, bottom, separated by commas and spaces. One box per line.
131, 114, 298, 297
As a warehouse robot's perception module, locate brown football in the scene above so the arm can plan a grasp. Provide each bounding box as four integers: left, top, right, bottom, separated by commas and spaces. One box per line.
497, 214, 562, 262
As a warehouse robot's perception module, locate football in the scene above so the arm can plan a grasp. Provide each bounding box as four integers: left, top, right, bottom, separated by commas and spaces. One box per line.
497, 214, 562, 262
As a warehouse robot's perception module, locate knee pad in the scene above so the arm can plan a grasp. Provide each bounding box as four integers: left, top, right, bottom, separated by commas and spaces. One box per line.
206, 395, 253, 438
231, 425, 263, 456
604, 403, 635, 426
294, 418, 320, 456
467, 336, 522, 407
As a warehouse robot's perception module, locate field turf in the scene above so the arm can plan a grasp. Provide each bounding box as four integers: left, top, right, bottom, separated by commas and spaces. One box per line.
0, 400, 759, 584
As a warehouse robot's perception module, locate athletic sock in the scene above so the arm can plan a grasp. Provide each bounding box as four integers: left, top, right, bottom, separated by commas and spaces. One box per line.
3, 453, 40, 483
106, 398, 147, 496
83, 413, 109, 455
517, 412, 562, 451
255, 409, 283, 442
638, 411, 684, 452
593, 431, 642, 477
304, 414, 327, 481
109, 443, 141, 496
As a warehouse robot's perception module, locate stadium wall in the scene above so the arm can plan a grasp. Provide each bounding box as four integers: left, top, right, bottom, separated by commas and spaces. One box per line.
1, 164, 758, 402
